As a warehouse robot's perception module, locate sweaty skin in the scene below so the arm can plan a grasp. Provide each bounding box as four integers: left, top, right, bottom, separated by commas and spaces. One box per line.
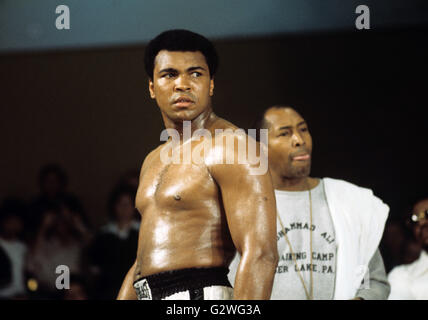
117, 50, 278, 300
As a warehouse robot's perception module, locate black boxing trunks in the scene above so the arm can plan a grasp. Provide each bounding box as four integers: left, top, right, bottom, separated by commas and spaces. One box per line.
133, 266, 233, 300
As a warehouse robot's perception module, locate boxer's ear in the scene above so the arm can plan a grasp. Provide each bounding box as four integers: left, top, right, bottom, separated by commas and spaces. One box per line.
149, 79, 155, 99
209, 78, 214, 96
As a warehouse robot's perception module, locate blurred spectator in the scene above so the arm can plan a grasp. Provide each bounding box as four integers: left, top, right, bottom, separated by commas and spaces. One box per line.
401, 238, 422, 265
26, 197, 92, 299
59, 195, 93, 245
29, 164, 84, 238
381, 209, 422, 273
88, 184, 139, 299
388, 197, 428, 299
0, 246, 12, 292
62, 274, 89, 300
0, 198, 28, 299
117, 169, 140, 190
380, 219, 408, 273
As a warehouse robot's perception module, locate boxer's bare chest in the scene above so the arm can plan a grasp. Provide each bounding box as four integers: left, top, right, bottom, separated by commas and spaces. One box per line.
135, 149, 218, 214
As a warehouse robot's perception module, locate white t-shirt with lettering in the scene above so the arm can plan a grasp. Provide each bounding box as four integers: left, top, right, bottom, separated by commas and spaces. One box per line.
228, 179, 338, 300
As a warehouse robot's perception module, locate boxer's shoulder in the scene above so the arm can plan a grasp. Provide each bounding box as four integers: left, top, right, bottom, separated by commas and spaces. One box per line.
140, 145, 165, 171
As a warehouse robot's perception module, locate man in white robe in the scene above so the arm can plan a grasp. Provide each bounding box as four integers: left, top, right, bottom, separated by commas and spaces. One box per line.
228, 106, 390, 300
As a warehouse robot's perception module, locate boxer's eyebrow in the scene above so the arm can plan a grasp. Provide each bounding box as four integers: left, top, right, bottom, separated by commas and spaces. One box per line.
158, 68, 177, 74
158, 66, 206, 75
187, 66, 206, 72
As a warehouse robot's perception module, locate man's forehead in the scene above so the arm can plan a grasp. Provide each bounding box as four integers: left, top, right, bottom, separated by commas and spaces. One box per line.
154, 50, 207, 69
265, 107, 305, 129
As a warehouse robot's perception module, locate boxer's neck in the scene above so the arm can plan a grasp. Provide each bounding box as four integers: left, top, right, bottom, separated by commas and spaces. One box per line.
163, 108, 216, 140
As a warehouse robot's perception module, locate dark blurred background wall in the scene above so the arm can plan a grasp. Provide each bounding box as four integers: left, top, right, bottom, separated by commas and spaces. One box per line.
1, 28, 426, 227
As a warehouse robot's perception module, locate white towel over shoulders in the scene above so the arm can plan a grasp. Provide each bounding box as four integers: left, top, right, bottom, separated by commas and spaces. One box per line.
323, 178, 389, 299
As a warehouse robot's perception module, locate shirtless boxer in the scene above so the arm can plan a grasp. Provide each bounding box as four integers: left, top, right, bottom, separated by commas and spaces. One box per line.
116, 30, 278, 300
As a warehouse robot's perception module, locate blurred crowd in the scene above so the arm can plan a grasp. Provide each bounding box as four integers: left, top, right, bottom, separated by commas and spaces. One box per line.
0, 163, 427, 300
0, 164, 140, 300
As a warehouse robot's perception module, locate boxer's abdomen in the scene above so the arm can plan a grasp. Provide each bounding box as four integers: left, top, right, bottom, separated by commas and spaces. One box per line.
136, 209, 235, 278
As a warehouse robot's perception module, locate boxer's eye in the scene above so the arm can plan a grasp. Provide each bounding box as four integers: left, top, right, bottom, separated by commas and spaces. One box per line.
162, 72, 177, 79
191, 72, 202, 78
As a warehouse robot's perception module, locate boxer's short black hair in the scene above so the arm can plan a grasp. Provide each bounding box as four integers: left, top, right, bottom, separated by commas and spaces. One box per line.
144, 29, 218, 80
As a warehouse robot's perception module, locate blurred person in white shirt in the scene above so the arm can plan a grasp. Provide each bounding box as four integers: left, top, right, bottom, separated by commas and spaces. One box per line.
0, 198, 28, 299
388, 197, 428, 299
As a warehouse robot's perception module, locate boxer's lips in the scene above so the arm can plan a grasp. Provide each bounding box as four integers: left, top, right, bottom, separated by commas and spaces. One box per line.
173, 97, 194, 108
292, 153, 310, 161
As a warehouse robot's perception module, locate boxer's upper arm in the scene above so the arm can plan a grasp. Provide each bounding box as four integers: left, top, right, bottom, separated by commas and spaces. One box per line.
207, 133, 277, 258
139, 148, 158, 181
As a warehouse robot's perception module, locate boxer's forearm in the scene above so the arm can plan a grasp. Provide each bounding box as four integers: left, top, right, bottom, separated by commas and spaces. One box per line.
233, 250, 278, 300
117, 261, 137, 300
